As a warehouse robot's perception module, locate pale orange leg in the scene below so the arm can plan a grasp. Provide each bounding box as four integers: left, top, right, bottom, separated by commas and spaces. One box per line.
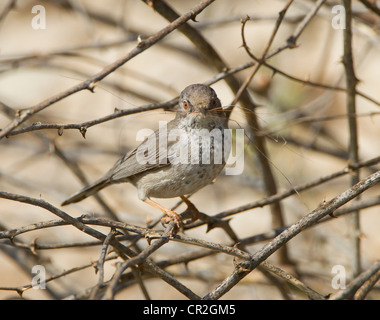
180, 196, 199, 222
144, 197, 182, 229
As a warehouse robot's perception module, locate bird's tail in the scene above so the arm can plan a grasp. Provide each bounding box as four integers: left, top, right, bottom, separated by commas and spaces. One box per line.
61, 178, 110, 206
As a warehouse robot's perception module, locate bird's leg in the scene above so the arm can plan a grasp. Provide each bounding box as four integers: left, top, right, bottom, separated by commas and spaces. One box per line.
180, 196, 199, 223
144, 197, 182, 230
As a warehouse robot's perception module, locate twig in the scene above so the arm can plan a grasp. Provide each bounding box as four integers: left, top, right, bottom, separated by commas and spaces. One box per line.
141, 0, 295, 266
95, 229, 116, 287
0, 255, 117, 296
266, 0, 327, 59
342, 0, 361, 277
203, 170, 380, 300
235, 0, 295, 265
0, 224, 61, 299
238, 52, 380, 108
330, 260, 380, 300
1, 0, 379, 300
167, 234, 325, 299
232, 0, 294, 106
187, 156, 380, 228
4, 60, 259, 138
4, 191, 379, 256
103, 223, 176, 300
0, 191, 199, 299
261, 261, 325, 300
6, 100, 177, 138
0, 102, 121, 221
0, 0, 216, 140
91, 228, 150, 301
3, 191, 379, 300
354, 269, 380, 300
238, 194, 380, 247
359, 0, 380, 17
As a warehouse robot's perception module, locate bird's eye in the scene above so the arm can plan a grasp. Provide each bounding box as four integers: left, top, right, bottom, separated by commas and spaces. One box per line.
183, 100, 190, 110
212, 99, 218, 108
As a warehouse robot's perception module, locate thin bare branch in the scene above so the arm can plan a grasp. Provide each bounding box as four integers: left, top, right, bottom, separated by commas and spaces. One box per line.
0, 0, 215, 140
330, 260, 380, 300
343, 0, 361, 277
203, 170, 380, 300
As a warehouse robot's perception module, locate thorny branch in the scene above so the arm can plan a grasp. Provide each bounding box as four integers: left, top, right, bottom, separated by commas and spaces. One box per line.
1, 0, 380, 300
0, 0, 216, 140
203, 170, 380, 300
0, 169, 378, 298
342, 0, 361, 278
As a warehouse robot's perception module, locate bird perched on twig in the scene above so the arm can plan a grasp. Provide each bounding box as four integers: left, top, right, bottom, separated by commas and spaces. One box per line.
62, 84, 230, 230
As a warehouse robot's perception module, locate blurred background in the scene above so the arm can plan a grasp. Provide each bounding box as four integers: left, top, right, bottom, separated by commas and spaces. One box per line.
0, 0, 379, 299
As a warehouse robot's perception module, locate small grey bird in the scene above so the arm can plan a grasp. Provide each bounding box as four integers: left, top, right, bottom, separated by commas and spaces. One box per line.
62, 84, 229, 227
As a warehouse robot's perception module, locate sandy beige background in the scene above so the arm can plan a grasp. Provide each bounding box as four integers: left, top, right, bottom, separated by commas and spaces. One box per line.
0, 0, 379, 299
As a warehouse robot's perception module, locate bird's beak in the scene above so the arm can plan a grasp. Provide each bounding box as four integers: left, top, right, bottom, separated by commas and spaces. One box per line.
200, 107, 206, 116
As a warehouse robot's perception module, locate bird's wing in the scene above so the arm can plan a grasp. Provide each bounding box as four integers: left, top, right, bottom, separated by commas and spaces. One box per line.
109, 121, 179, 181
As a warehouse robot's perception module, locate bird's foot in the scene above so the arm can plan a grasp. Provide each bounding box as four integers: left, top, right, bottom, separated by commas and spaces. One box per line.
160, 210, 182, 233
